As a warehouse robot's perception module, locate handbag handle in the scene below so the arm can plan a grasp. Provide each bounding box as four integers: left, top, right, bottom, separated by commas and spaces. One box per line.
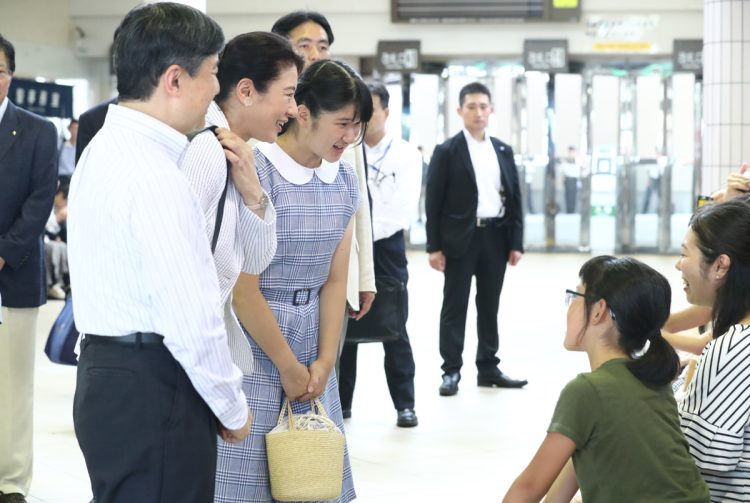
276, 397, 331, 431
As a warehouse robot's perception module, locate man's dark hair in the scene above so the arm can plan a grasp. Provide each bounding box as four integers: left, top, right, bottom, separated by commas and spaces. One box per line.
459, 82, 491, 107
271, 11, 335, 46
113, 2, 224, 101
0, 34, 16, 73
216, 32, 303, 104
368, 82, 389, 109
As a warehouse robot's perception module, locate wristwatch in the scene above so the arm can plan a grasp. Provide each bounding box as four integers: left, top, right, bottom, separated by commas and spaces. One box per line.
245, 193, 269, 211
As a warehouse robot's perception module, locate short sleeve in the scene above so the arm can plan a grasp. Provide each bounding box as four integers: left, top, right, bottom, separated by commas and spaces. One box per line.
548, 375, 598, 449
339, 159, 361, 215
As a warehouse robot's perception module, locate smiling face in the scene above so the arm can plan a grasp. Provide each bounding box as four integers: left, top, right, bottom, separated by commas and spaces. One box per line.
675, 229, 719, 307
180, 55, 220, 132
248, 64, 299, 143
307, 103, 361, 162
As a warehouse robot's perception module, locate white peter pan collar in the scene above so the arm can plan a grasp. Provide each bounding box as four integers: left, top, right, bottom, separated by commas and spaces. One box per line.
256, 141, 339, 185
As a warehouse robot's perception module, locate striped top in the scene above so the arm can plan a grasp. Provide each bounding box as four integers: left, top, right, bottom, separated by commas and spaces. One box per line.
680, 323, 750, 501
181, 102, 277, 373
67, 104, 248, 429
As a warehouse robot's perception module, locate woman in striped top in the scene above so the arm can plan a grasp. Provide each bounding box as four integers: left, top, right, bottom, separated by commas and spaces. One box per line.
677, 198, 750, 502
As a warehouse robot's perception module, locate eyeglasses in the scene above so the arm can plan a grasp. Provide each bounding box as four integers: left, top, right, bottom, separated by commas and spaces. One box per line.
564, 289, 617, 320
564, 289, 586, 308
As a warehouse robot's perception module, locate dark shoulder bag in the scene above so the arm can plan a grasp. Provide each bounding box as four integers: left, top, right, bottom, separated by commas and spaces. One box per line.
345, 275, 405, 344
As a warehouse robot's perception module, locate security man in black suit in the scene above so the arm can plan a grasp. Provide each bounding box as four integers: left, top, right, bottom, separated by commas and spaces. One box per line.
426, 82, 527, 397
0, 34, 58, 503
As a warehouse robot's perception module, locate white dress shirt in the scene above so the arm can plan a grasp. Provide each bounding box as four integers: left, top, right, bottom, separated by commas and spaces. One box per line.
0, 96, 8, 124
365, 133, 423, 241
463, 129, 504, 218
181, 102, 277, 373
67, 104, 248, 429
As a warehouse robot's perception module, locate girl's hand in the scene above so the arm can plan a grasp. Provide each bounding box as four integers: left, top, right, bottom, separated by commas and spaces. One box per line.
280, 360, 311, 401
298, 359, 333, 401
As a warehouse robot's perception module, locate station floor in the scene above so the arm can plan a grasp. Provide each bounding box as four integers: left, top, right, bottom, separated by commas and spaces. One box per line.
26, 251, 689, 503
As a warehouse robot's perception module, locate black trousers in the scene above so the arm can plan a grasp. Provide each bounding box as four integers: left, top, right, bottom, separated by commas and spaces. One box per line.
338, 231, 416, 411
73, 336, 217, 503
439, 224, 510, 376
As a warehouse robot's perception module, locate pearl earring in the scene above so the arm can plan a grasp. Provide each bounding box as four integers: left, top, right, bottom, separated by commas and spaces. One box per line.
244, 98, 253, 107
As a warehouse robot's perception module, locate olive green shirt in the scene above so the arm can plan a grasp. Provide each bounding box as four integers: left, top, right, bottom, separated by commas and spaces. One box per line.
549, 358, 709, 502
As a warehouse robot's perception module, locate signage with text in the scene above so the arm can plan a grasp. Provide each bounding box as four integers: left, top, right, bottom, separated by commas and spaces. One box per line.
9, 78, 73, 118
523, 40, 569, 73
673, 39, 702, 75
376, 40, 421, 74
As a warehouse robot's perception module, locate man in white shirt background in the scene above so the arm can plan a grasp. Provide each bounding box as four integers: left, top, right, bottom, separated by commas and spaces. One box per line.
67, 4, 251, 502
57, 118, 77, 181
338, 83, 422, 427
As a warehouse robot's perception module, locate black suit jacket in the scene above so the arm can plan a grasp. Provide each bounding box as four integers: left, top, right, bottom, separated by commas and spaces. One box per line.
76, 97, 117, 163
425, 131, 523, 258
0, 100, 58, 308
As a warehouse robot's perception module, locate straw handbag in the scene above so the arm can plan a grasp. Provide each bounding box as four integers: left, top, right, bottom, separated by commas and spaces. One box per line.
266, 398, 345, 502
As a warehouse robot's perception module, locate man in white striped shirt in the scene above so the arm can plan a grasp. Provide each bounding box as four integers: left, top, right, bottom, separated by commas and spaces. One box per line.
67, 4, 251, 502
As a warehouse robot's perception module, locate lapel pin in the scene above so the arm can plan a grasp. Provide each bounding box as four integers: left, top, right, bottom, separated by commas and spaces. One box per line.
12, 130, 16, 136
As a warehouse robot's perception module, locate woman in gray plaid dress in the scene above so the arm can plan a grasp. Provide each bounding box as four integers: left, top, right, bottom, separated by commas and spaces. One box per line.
215, 60, 373, 502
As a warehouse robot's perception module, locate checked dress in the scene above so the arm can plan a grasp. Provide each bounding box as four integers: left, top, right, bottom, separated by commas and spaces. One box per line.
214, 141, 359, 502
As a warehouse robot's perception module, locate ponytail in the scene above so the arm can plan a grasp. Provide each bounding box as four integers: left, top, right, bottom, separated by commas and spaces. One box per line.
625, 330, 680, 387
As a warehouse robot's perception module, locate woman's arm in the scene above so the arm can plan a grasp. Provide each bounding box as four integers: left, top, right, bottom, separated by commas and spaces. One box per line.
299, 218, 354, 401
232, 272, 309, 400
662, 330, 712, 355
503, 432, 576, 503
663, 306, 711, 333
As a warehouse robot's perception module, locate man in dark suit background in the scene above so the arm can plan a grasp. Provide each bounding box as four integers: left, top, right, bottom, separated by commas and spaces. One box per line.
0, 34, 58, 503
75, 97, 116, 164
426, 82, 527, 397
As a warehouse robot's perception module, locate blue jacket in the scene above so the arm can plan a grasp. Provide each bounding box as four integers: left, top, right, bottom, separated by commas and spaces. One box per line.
0, 100, 58, 308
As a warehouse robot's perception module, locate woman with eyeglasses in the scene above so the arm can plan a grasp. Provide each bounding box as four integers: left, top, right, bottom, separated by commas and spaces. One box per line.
675, 199, 750, 502
503, 256, 709, 503
214, 59, 372, 503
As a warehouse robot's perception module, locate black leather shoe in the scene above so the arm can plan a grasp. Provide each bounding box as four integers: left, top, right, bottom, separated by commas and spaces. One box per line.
396, 409, 418, 427
0, 493, 28, 503
477, 370, 528, 388
342, 409, 351, 419
439, 373, 460, 396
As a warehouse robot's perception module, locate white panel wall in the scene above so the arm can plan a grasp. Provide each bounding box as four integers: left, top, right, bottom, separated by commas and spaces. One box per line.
636, 75, 661, 157
409, 74, 440, 154
671, 73, 696, 163
525, 72, 548, 156
554, 73, 582, 156
591, 75, 620, 150
493, 74, 514, 144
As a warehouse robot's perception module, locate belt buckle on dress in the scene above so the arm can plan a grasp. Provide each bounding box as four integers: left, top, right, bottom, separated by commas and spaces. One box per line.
293, 289, 311, 306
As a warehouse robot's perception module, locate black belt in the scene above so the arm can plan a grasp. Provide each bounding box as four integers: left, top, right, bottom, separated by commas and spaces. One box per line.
476, 217, 506, 228
86, 332, 164, 347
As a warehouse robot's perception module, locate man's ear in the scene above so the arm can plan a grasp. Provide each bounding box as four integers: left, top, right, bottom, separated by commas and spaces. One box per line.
162, 64, 183, 96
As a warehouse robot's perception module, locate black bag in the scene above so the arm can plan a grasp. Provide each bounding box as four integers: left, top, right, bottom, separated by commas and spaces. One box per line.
345, 276, 405, 344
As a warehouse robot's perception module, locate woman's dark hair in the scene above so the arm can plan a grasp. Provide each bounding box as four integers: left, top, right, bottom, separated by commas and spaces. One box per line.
579, 255, 679, 387
113, 2, 224, 101
216, 32, 303, 105
689, 199, 750, 339
284, 59, 373, 141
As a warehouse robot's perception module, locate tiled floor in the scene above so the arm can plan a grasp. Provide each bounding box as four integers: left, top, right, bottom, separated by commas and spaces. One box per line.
25, 251, 689, 502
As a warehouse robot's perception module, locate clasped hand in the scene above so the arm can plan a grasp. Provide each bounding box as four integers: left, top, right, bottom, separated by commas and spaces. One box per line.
279, 359, 333, 402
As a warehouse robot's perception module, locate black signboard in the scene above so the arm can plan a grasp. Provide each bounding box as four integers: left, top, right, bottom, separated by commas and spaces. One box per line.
376, 41, 421, 74
523, 39, 569, 73
9, 78, 73, 118
673, 39, 702, 75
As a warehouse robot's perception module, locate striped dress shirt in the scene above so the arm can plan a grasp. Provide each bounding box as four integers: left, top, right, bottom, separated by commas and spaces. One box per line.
67, 104, 248, 429
181, 101, 277, 373
680, 323, 750, 501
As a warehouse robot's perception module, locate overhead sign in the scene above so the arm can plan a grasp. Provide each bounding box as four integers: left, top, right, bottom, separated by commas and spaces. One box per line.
523, 40, 569, 73
673, 39, 702, 75
376, 40, 421, 74
9, 78, 73, 118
